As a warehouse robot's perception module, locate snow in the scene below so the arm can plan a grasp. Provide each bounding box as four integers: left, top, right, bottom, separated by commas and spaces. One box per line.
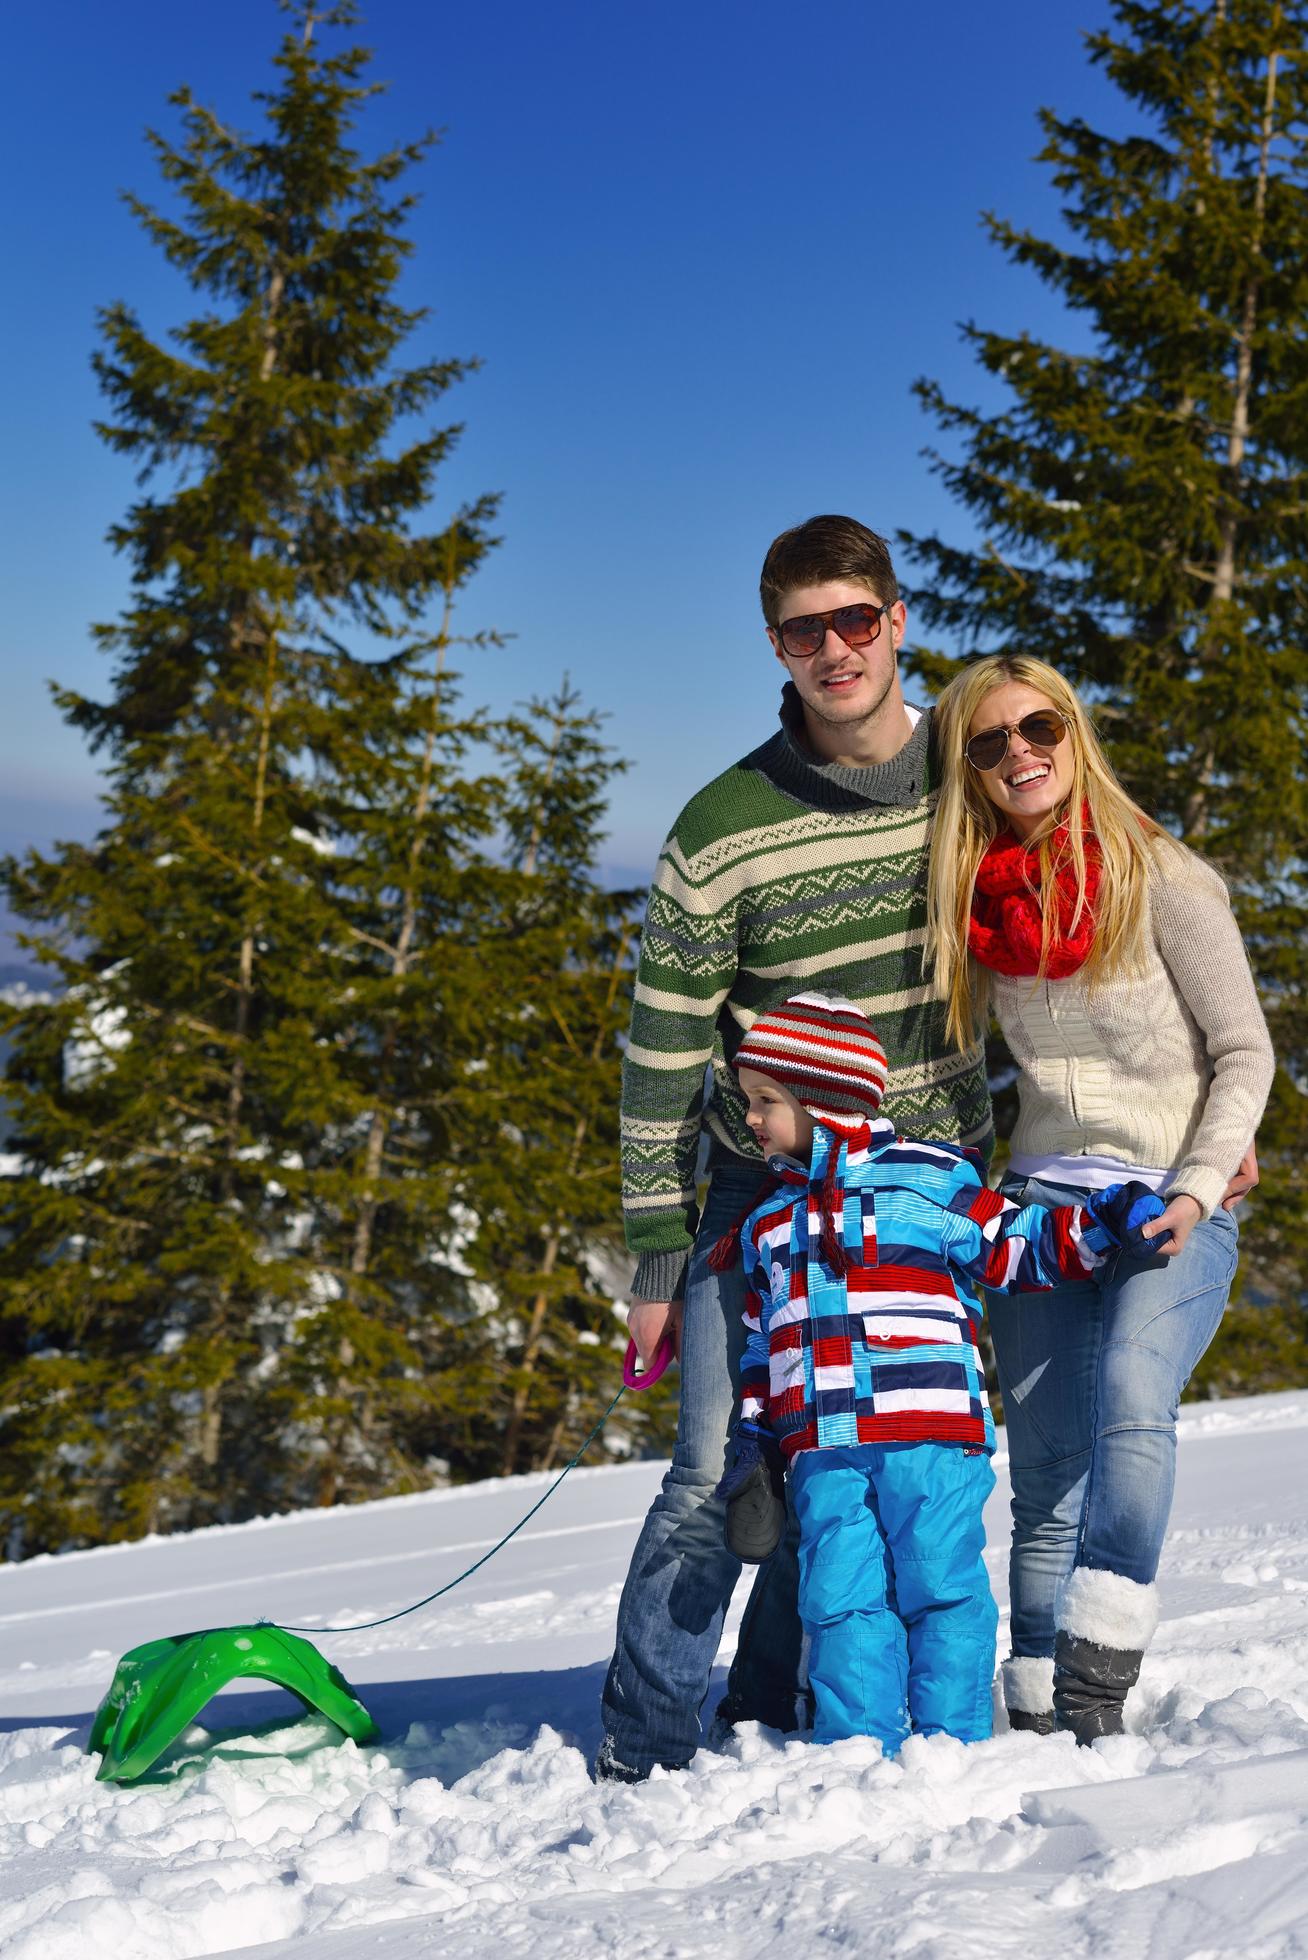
4, 1394, 1308, 1958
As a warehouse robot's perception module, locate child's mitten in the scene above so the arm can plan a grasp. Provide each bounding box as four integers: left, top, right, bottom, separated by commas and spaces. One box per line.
715, 1421, 786, 1564
1081, 1180, 1174, 1257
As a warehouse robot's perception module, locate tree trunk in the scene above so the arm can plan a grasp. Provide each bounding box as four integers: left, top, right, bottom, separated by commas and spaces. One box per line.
348, 588, 454, 1282
207, 252, 286, 1479
498, 926, 632, 1477
1185, 27, 1280, 839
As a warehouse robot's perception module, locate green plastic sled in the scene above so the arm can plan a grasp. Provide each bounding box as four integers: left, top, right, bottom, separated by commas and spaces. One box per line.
88, 1624, 379, 1783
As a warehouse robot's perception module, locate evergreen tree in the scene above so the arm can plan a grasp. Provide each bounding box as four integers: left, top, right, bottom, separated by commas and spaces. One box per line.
0, 2, 500, 1553
255, 558, 507, 1512
449, 684, 663, 1480
903, 0, 1308, 1382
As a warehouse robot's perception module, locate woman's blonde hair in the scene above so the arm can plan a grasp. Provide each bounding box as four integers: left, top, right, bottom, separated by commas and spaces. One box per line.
927, 653, 1175, 1048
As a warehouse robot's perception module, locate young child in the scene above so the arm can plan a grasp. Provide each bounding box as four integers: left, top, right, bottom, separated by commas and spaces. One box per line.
714, 992, 1169, 1754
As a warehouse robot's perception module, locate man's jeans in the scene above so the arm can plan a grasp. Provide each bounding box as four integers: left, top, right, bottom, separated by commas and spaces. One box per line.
600, 1167, 805, 1774
989, 1173, 1239, 1657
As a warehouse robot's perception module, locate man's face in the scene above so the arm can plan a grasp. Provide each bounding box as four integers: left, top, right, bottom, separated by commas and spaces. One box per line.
767, 579, 906, 733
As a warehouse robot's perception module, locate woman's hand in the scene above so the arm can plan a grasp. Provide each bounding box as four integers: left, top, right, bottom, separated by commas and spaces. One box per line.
1222, 1144, 1258, 1211
1140, 1193, 1203, 1258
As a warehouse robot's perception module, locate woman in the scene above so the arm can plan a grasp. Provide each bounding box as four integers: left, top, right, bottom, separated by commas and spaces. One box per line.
927, 654, 1274, 1744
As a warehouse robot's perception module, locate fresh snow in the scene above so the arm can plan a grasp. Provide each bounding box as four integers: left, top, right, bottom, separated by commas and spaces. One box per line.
4, 1393, 1308, 1957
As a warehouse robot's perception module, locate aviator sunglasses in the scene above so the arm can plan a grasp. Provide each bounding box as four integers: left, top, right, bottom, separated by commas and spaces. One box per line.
777, 601, 892, 660
964, 709, 1070, 772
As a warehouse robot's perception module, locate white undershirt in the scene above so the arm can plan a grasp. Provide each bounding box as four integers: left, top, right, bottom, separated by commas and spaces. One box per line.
1007, 1151, 1173, 1195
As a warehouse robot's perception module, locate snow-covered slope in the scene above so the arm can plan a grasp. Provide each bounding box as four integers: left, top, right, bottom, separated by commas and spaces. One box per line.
4, 1393, 1308, 1958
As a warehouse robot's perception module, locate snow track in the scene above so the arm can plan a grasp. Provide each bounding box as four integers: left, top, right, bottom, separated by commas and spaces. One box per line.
3, 1394, 1308, 1957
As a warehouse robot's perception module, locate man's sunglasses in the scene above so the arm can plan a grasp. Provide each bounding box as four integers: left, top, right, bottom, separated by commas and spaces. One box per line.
776, 602, 891, 660
964, 709, 1070, 772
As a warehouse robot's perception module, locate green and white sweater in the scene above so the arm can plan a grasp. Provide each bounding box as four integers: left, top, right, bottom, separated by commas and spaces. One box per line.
623, 690, 993, 1301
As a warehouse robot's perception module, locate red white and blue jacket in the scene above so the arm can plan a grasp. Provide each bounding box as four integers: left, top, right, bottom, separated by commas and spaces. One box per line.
739, 1118, 1107, 1459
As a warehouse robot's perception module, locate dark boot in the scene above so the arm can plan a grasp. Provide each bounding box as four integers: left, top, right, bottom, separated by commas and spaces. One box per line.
1053, 1630, 1144, 1743
593, 1735, 687, 1784
705, 1684, 815, 1751
1009, 1707, 1058, 1736
1053, 1567, 1159, 1746
1003, 1656, 1056, 1736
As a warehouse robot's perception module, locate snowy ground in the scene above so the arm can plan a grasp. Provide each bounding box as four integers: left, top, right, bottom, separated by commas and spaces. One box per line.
4, 1394, 1308, 1959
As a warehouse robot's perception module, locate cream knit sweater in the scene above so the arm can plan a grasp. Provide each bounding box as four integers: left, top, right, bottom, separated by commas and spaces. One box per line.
989, 848, 1275, 1219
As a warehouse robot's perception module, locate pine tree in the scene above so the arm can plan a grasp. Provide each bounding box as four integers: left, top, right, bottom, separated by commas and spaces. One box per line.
446, 684, 661, 1481
252, 556, 508, 1513
903, 0, 1308, 1382
0, 2, 500, 1553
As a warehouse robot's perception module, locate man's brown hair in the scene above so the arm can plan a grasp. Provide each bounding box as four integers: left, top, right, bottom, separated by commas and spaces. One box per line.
759, 514, 900, 629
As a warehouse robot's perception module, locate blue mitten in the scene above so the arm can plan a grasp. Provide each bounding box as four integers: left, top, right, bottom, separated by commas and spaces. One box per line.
715, 1421, 786, 1564
1081, 1180, 1173, 1257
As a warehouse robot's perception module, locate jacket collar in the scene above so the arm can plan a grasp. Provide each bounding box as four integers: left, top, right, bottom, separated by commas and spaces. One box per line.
768, 1117, 897, 1186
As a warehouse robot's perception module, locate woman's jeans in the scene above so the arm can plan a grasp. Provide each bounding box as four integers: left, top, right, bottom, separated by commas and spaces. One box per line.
989, 1173, 1239, 1658
599, 1168, 805, 1776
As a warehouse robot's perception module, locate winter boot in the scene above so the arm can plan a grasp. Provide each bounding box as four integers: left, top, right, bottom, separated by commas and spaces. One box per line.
1003, 1656, 1056, 1737
593, 1736, 686, 1784
1052, 1566, 1159, 1746
705, 1684, 815, 1751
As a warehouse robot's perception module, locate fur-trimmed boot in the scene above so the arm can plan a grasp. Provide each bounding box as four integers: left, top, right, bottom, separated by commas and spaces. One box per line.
1003, 1656, 1056, 1736
1053, 1566, 1159, 1745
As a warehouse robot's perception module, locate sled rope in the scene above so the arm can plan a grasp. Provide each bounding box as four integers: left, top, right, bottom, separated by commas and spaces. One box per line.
269, 1382, 629, 1636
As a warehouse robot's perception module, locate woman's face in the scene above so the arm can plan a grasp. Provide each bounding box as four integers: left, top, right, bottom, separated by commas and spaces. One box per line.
965, 682, 1075, 839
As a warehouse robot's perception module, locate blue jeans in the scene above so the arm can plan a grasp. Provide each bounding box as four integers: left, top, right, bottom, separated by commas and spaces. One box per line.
600, 1167, 805, 1774
792, 1442, 997, 1751
989, 1174, 1239, 1657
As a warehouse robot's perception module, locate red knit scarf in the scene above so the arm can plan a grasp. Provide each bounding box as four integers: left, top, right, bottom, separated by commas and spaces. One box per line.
968, 811, 1101, 979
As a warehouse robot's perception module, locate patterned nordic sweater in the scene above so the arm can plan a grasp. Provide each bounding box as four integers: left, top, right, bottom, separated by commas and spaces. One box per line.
622, 696, 993, 1302
739, 1120, 1107, 1459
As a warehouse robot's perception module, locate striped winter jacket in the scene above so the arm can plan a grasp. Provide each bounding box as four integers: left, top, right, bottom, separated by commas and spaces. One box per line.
739, 1118, 1107, 1459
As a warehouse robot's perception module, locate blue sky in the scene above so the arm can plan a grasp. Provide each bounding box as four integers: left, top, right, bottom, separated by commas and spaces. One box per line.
1, 0, 1120, 913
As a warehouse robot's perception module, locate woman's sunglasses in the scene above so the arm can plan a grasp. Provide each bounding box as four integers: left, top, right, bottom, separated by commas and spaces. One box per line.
964, 709, 1070, 772
776, 602, 891, 660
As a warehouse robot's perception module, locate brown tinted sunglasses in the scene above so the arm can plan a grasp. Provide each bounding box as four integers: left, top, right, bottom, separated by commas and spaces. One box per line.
777, 602, 891, 660
964, 709, 1070, 772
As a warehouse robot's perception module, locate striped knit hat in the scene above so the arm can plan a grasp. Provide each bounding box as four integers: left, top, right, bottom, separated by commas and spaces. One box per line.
733, 992, 889, 1131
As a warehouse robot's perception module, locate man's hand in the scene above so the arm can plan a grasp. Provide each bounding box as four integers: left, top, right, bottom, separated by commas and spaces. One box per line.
1222, 1144, 1259, 1212
627, 1297, 684, 1366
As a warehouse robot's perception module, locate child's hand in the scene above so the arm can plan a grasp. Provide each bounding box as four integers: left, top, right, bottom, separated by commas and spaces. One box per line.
715, 1422, 786, 1565
1139, 1192, 1202, 1258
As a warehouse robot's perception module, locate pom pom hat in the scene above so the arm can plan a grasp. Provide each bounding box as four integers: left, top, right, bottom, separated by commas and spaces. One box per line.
733, 992, 889, 1132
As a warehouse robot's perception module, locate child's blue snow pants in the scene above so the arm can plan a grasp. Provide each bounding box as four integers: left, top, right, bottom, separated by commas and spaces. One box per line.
789, 1441, 997, 1752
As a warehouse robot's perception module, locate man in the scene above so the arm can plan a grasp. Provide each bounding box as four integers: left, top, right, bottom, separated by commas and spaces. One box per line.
596, 514, 993, 1783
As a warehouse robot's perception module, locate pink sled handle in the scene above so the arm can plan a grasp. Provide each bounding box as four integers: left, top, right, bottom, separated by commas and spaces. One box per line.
622, 1335, 675, 1391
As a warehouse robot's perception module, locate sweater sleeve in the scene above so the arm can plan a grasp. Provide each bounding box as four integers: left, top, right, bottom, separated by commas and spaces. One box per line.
938, 1164, 1106, 1292
1150, 853, 1275, 1218
621, 822, 740, 1301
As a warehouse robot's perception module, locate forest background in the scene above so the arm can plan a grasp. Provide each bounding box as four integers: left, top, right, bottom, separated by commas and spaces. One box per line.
1, 0, 1304, 1559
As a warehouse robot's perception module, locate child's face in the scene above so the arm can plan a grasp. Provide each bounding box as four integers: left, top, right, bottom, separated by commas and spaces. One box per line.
738, 1067, 815, 1162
